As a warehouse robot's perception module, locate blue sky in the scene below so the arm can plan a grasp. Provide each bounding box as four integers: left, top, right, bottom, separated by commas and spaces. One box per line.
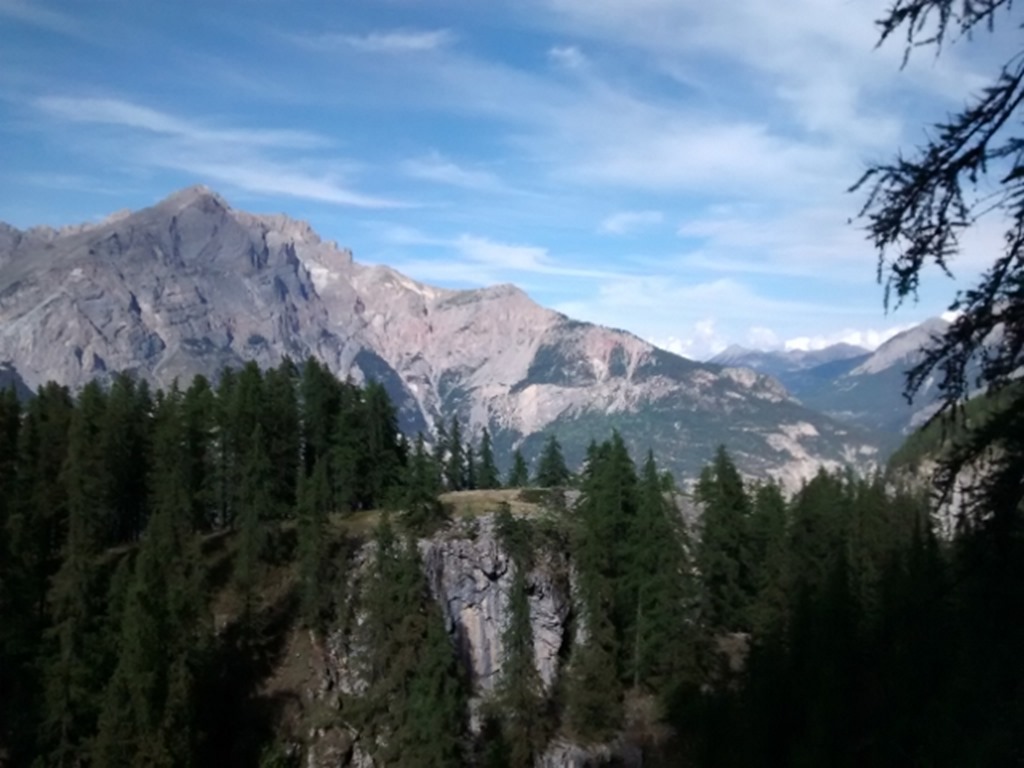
0, 0, 1014, 359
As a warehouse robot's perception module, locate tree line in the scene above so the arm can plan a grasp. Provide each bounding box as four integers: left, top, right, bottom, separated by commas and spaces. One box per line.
1, 360, 1020, 766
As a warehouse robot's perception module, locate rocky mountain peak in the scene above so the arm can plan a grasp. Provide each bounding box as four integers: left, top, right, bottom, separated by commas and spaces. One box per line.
0, 187, 887, 484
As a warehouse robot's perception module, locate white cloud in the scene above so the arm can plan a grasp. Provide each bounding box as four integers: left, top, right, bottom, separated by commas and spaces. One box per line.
548, 45, 588, 70
599, 209, 663, 234
34, 96, 402, 209
784, 325, 913, 352
401, 151, 505, 191
35, 97, 327, 149
171, 160, 404, 209
335, 29, 454, 53
0, 0, 82, 36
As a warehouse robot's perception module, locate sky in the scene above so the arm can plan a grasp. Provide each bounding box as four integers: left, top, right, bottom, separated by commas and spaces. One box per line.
0, 0, 1016, 360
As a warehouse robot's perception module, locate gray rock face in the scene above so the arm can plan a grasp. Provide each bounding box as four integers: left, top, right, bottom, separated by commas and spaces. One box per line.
0, 186, 882, 482
418, 516, 570, 696
309, 513, 590, 767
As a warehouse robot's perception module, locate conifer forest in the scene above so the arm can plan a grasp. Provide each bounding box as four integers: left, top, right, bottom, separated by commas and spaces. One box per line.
0, 356, 1020, 767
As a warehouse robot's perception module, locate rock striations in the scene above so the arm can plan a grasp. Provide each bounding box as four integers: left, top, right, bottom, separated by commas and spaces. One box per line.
0, 186, 881, 484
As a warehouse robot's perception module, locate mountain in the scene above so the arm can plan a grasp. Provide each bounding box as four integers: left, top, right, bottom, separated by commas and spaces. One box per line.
0, 186, 883, 485
710, 322, 958, 442
709, 343, 870, 396
792, 318, 950, 438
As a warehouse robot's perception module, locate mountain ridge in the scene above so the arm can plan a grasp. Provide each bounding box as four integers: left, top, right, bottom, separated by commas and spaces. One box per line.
0, 187, 884, 486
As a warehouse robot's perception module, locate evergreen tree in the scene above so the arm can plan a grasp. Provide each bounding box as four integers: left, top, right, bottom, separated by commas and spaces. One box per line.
356, 519, 465, 766
2, 383, 72, 762
464, 443, 478, 491
38, 382, 110, 765
0, 386, 21, 754
403, 433, 445, 532
626, 451, 696, 693
747, 481, 790, 638
234, 424, 273, 622
534, 434, 570, 488
695, 446, 754, 632
101, 373, 151, 543
444, 417, 465, 491
297, 457, 330, 629
361, 381, 404, 508
494, 508, 547, 766
477, 427, 501, 490
565, 434, 639, 738
94, 389, 205, 767
507, 449, 529, 488
182, 375, 217, 531
332, 379, 364, 512
262, 360, 300, 517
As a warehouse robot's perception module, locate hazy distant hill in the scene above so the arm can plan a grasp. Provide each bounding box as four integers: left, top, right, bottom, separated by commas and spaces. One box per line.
711, 320, 951, 442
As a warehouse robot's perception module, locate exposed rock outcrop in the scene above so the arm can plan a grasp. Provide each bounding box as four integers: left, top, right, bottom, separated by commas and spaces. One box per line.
305, 512, 620, 767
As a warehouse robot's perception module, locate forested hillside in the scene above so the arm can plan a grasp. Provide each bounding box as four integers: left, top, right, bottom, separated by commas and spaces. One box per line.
0, 362, 1020, 766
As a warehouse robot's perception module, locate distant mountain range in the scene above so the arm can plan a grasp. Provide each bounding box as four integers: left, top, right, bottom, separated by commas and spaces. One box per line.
709, 318, 951, 444
0, 186, 884, 487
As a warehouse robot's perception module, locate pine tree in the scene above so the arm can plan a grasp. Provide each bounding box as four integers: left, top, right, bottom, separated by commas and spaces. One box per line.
403, 433, 445, 532
183, 375, 217, 531
464, 443, 478, 491
626, 451, 696, 693
747, 481, 790, 638
297, 457, 330, 629
444, 417, 465, 491
356, 520, 465, 766
235, 423, 273, 622
38, 382, 112, 766
534, 434, 570, 488
262, 360, 300, 517
101, 373, 151, 544
361, 381, 404, 508
94, 389, 205, 767
477, 428, 501, 490
2, 383, 72, 762
507, 449, 529, 488
565, 434, 639, 738
495, 508, 547, 766
695, 446, 754, 632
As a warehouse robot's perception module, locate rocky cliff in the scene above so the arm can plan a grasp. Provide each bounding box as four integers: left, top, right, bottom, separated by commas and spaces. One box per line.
0, 186, 882, 485
299, 509, 640, 767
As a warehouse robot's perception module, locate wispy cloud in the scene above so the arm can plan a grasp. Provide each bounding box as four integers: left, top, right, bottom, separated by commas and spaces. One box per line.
0, 0, 83, 37
307, 28, 455, 54
376, 228, 627, 287
401, 151, 505, 192
33, 96, 403, 208
599, 209, 663, 234
548, 45, 588, 71
35, 97, 328, 149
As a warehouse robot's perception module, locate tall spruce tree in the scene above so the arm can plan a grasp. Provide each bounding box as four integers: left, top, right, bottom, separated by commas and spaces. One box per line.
477, 428, 501, 490
356, 519, 465, 766
101, 373, 151, 543
39, 381, 111, 766
94, 389, 205, 767
626, 451, 696, 693
297, 457, 330, 629
494, 508, 547, 766
234, 423, 274, 622
695, 446, 754, 632
534, 434, 571, 488
262, 361, 300, 518
444, 417, 465, 491
747, 481, 790, 638
403, 433, 445, 532
507, 449, 529, 488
